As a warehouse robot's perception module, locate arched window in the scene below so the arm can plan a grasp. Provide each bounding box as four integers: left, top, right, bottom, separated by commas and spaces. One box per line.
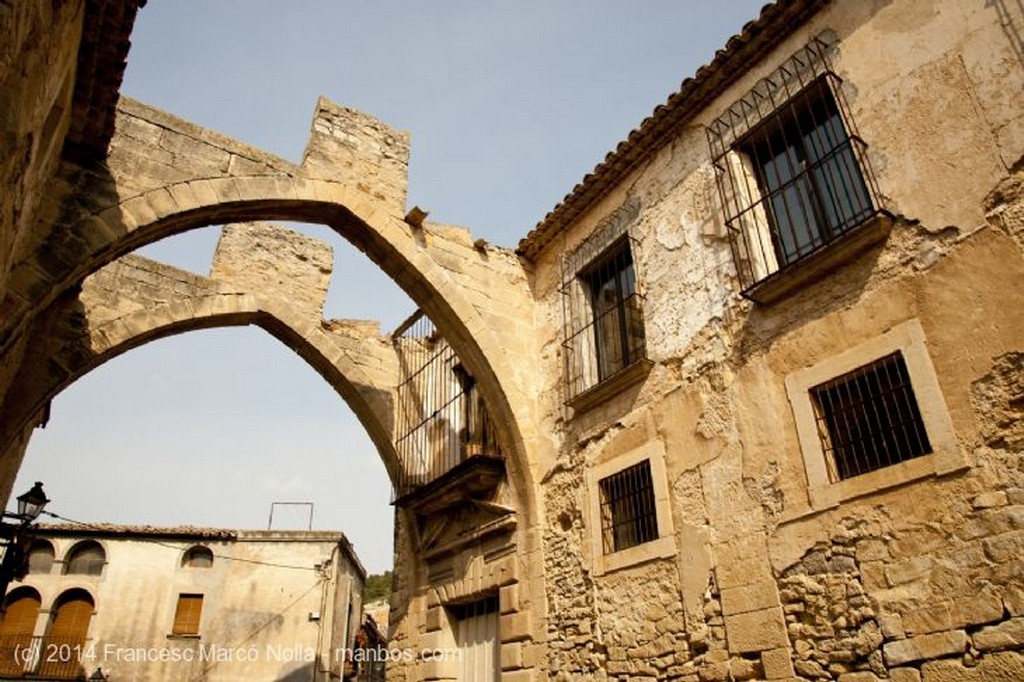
0, 588, 41, 675
64, 541, 105, 576
27, 539, 55, 575
38, 590, 93, 678
182, 546, 213, 568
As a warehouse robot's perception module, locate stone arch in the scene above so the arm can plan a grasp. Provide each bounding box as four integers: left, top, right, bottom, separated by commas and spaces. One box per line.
2, 258, 404, 482
6, 170, 538, 521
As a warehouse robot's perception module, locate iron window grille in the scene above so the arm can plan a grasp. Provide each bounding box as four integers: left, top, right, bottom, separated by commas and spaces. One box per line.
707, 32, 886, 293
561, 201, 646, 402
391, 310, 502, 499
810, 351, 932, 482
598, 459, 658, 554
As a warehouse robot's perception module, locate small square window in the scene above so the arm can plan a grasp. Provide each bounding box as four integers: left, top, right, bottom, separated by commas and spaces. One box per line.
810, 351, 932, 481
785, 319, 967, 513
599, 459, 658, 554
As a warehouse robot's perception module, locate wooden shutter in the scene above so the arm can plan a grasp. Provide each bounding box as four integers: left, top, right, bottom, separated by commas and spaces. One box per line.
0, 592, 40, 675
49, 597, 92, 641
172, 594, 203, 635
0, 593, 40, 635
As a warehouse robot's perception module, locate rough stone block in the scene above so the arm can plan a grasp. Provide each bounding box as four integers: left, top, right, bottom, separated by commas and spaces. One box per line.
1004, 586, 1024, 616
889, 668, 921, 682
720, 579, 781, 616
972, 491, 1008, 509
724, 606, 789, 654
973, 617, 1024, 652
879, 611, 906, 639
838, 672, 880, 682
919, 651, 1024, 681
886, 556, 933, 586
903, 602, 954, 635
714, 534, 772, 589
761, 647, 795, 679
982, 529, 1024, 563
951, 591, 1004, 628
883, 630, 967, 666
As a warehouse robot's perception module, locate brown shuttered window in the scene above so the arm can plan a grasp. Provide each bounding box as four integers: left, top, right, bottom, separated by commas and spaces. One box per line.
0, 592, 40, 636
172, 594, 203, 636
0, 590, 41, 675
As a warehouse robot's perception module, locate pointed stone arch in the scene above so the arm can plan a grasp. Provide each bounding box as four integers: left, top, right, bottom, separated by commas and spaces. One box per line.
1, 97, 540, 519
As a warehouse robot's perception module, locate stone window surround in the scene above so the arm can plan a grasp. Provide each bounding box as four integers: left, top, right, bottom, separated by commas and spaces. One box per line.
585, 439, 676, 576
785, 318, 967, 512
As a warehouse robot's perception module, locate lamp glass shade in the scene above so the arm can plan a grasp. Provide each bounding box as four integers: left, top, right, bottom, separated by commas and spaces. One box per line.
16, 482, 48, 520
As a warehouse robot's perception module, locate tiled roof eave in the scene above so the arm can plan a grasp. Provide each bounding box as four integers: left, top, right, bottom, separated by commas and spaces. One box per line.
517, 0, 829, 261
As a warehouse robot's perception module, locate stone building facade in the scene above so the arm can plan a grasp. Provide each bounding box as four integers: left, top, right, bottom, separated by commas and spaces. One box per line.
1, 0, 1023, 680
0, 525, 365, 681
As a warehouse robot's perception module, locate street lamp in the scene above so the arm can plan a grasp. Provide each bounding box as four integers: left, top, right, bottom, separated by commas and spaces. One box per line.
0, 481, 50, 599
15, 482, 49, 523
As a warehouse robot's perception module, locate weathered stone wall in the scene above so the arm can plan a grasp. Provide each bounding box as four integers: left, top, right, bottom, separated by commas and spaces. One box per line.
528, 1, 1024, 680
14, 527, 363, 682
0, 1, 83, 302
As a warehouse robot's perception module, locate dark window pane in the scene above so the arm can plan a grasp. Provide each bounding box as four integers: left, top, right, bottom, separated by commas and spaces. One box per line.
811, 352, 932, 481
599, 460, 658, 554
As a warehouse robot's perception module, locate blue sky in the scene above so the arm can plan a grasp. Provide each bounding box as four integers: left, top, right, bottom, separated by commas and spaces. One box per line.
15, 1, 766, 574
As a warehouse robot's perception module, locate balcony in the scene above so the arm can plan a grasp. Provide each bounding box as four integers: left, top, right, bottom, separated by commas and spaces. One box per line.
391, 312, 505, 513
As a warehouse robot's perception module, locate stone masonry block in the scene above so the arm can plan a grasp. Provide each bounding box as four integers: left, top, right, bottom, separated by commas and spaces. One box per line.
720, 579, 781, 616
499, 612, 532, 643
883, 630, 967, 666
972, 617, 1024, 652
885, 556, 933, 586
838, 672, 880, 682
919, 651, 1024, 681
425, 605, 443, 632
903, 602, 954, 636
500, 642, 523, 670
724, 606, 789, 654
761, 647, 796, 679
972, 491, 1008, 509
888, 669, 921, 682
211, 222, 332, 314
500, 669, 538, 682
715, 534, 773, 589
499, 583, 520, 614
951, 591, 1004, 628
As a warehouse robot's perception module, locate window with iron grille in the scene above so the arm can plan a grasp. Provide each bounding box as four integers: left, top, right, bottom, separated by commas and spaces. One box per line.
708, 32, 885, 293
811, 351, 932, 482
583, 240, 644, 382
561, 200, 646, 402
598, 459, 658, 554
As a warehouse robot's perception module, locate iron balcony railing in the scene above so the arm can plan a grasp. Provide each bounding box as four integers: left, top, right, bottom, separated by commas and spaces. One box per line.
391, 311, 502, 501
0, 635, 89, 679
